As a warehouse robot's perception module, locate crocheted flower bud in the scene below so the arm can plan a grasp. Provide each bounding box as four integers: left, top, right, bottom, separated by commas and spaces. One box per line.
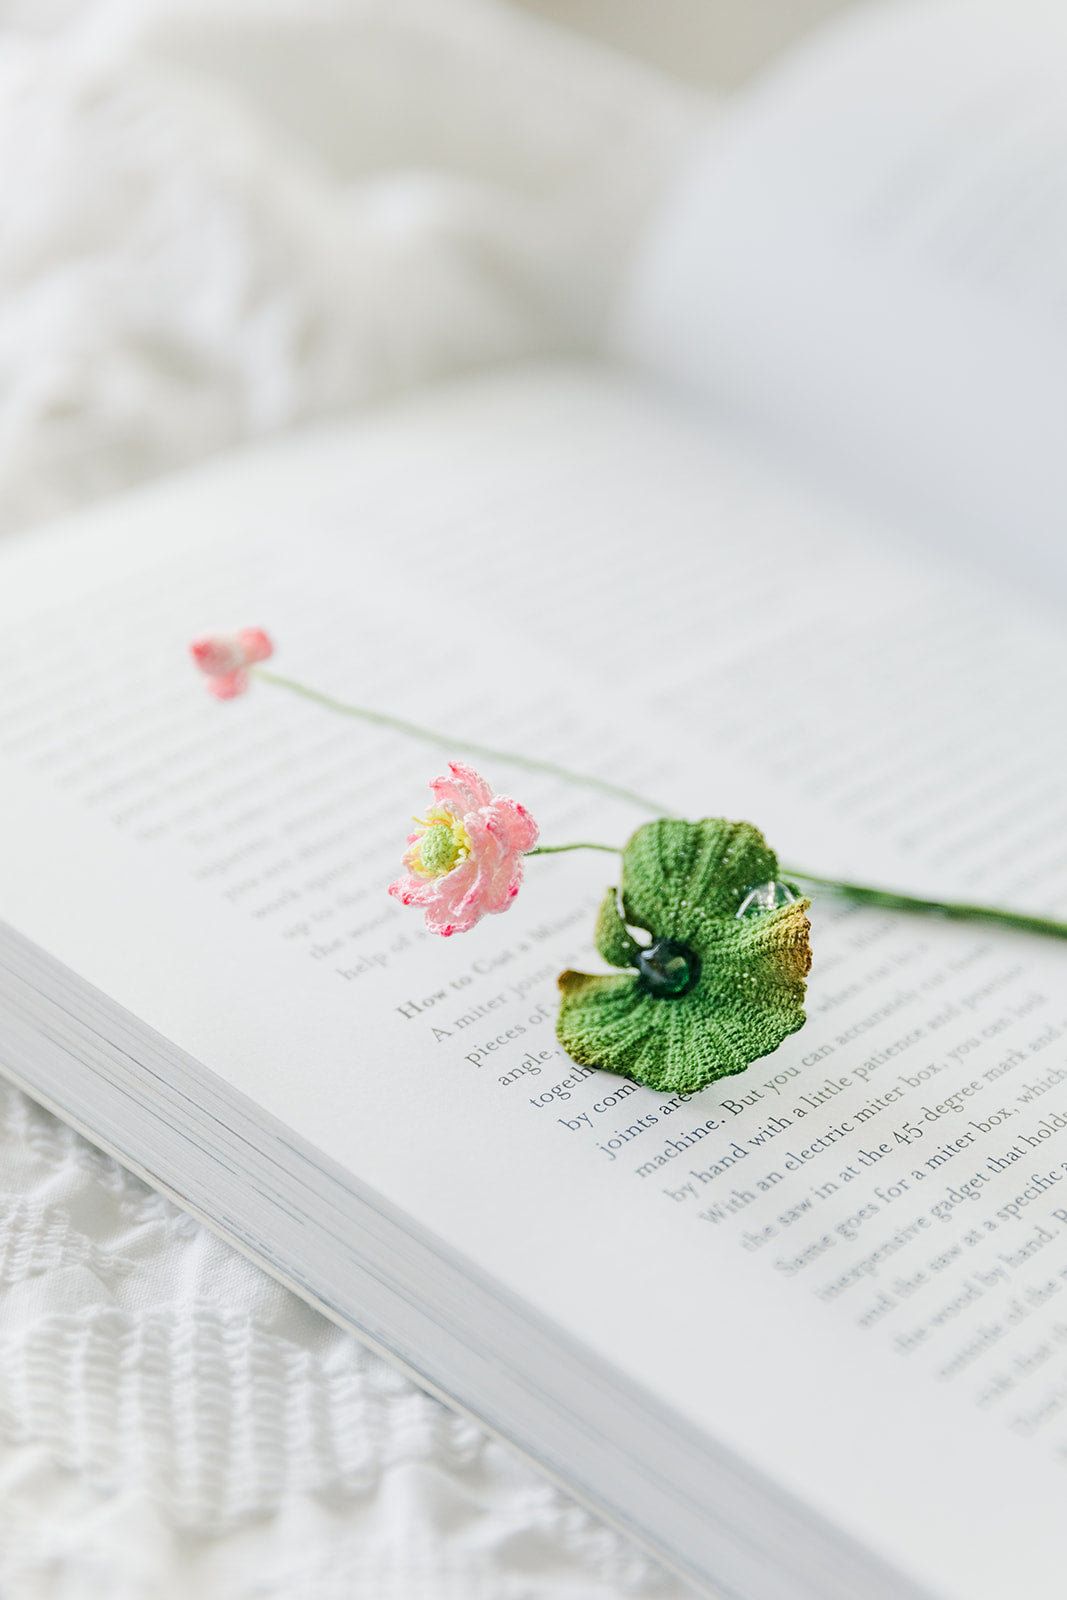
189, 628, 273, 698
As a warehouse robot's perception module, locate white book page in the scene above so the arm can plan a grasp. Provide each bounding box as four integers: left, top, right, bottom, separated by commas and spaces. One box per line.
618, 0, 1067, 606
2, 365, 1067, 1597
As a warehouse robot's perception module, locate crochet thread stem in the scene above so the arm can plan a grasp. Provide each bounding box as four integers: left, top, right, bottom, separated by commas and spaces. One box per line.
786, 872, 1067, 941
526, 843, 621, 856
253, 667, 670, 815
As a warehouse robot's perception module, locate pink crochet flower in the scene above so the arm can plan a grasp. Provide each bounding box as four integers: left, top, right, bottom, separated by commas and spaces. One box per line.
389, 763, 539, 936
189, 628, 273, 698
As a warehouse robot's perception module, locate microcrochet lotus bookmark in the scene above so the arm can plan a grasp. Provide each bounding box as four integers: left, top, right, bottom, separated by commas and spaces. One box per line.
191, 628, 1067, 1096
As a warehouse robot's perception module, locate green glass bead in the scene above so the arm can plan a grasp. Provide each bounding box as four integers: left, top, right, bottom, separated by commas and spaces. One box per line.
635, 937, 701, 998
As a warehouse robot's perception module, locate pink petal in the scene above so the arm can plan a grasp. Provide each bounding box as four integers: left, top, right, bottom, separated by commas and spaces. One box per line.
237, 627, 273, 665
422, 863, 485, 935
430, 761, 493, 816
462, 815, 507, 882
190, 635, 243, 677
389, 873, 440, 908
486, 796, 539, 854
207, 668, 249, 699
449, 825, 517, 918
429, 858, 481, 914
475, 837, 526, 913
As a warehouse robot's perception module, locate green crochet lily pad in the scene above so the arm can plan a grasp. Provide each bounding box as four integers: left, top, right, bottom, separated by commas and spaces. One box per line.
556, 819, 812, 1093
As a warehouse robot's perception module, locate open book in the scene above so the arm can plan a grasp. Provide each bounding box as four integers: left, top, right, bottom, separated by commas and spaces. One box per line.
3, 2, 1067, 1595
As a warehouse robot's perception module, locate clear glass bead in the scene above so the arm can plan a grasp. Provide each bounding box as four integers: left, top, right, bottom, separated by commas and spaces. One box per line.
735, 880, 797, 919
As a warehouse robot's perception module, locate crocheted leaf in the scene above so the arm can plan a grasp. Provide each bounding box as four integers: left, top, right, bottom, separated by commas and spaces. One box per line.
594, 886, 641, 968
621, 818, 779, 933
556, 819, 812, 1093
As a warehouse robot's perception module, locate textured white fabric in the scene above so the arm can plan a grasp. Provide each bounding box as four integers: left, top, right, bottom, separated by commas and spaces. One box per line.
0, 1, 701, 1593
0, 0, 698, 529
0, 1088, 689, 1597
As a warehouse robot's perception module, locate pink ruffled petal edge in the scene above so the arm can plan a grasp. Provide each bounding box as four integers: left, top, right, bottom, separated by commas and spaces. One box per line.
430, 761, 494, 816
486, 796, 539, 854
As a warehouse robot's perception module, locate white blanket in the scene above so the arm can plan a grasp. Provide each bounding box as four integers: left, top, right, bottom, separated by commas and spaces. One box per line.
0, 1, 701, 1593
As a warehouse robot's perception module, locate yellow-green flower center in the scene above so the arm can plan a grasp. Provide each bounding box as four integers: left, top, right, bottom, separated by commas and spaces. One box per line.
410, 810, 471, 879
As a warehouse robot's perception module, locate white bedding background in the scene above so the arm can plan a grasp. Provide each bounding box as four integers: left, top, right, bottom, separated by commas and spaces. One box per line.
0, 1, 704, 1594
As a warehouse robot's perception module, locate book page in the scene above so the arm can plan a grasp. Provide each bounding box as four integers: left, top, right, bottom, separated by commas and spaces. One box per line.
618, 0, 1067, 606
2, 365, 1067, 1597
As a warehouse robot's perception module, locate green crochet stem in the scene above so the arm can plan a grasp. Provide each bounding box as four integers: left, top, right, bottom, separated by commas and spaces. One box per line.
252, 668, 670, 816
254, 666, 1067, 944
527, 843, 621, 856
529, 851, 1067, 941
784, 872, 1067, 941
